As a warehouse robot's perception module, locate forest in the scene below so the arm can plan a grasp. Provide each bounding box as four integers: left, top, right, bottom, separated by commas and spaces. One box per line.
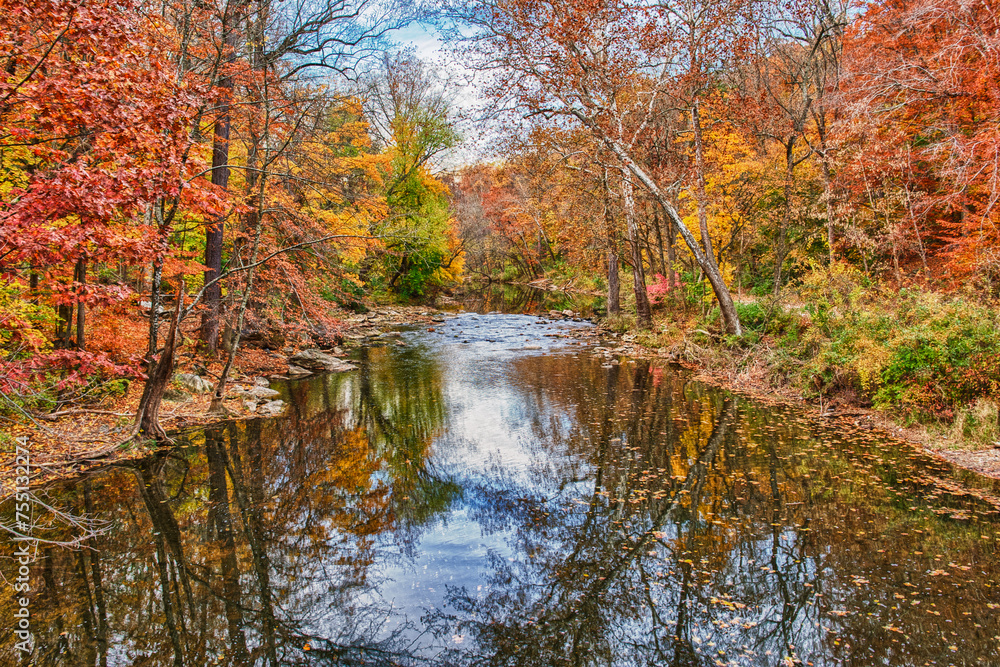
2, 0, 1000, 457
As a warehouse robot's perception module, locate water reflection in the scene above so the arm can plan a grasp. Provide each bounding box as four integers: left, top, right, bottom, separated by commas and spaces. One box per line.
1, 316, 998, 666
451, 282, 604, 317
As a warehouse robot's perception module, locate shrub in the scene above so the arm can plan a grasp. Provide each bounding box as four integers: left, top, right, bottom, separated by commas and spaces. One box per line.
646, 273, 683, 307
735, 301, 768, 332
786, 269, 1000, 421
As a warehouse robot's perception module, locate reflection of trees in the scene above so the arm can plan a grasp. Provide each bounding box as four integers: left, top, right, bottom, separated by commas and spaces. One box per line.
2, 344, 999, 666
458, 283, 602, 316
432, 358, 738, 665
5, 389, 452, 665
429, 358, 1000, 666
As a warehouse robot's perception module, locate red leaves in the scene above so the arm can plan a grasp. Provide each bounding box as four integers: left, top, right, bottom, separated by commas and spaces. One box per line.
0, 349, 143, 396
0, 0, 211, 269
839, 0, 1000, 277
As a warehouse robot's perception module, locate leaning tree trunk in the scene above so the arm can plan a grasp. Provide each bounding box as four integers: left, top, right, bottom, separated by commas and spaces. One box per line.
135, 284, 184, 442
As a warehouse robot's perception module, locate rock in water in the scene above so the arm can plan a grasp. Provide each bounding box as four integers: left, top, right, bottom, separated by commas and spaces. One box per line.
174, 373, 213, 394
288, 349, 357, 373
248, 386, 281, 399
258, 400, 286, 417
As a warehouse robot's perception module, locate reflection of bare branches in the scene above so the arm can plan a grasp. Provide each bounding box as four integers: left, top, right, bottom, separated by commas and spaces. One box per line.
0, 490, 110, 548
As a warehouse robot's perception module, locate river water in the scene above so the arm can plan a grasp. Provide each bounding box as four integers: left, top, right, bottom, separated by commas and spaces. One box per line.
2, 299, 999, 666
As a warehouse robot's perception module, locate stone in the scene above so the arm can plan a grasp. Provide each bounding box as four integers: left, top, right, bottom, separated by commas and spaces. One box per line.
258, 400, 286, 417
174, 373, 213, 394
288, 348, 357, 373
253, 377, 269, 387
248, 386, 280, 399
288, 348, 338, 371
286, 365, 311, 378
243, 399, 258, 412
523, 344, 542, 350
139, 300, 171, 316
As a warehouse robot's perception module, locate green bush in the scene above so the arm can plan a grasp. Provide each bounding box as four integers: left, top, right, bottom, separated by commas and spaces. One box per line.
736, 301, 768, 332
784, 266, 1000, 421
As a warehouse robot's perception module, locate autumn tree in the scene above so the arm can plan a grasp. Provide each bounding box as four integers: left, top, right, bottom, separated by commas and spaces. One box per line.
735, 0, 847, 294
837, 0, 1000, 285
0, 0, 213, 410
171, 0, 415, 351
447, 0, 745, 333
361, 50, 463, 297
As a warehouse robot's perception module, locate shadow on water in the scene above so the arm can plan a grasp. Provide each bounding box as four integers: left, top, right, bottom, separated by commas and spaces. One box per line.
1, 315, 999, 666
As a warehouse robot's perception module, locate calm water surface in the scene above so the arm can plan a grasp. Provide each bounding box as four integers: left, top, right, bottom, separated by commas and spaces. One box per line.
2, 309, 1000, 666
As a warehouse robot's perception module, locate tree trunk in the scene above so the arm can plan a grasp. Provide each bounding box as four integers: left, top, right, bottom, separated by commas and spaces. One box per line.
58, 295, 73, 348
602, 173, 621, 315
773, 138, 795, 298
653, 209, 666, 277
75, 257, 86, 351
210, 75, 269, 414
135, 285, 183, 442
199, 1, 242, 353
665, 217, 678, 294
691, 101, 717, 264
822, 157, 835, 265
621, 171, 652, 329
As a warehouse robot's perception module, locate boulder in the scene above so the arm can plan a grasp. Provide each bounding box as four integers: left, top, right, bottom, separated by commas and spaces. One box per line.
248, 386, 280, 400
288, 349, 357, 373
258, 400, 286, 417
163, 386, 192, 402
174, 373, 213, 394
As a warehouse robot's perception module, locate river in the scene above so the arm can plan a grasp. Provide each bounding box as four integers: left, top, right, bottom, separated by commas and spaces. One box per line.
2, 293, 999, 666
